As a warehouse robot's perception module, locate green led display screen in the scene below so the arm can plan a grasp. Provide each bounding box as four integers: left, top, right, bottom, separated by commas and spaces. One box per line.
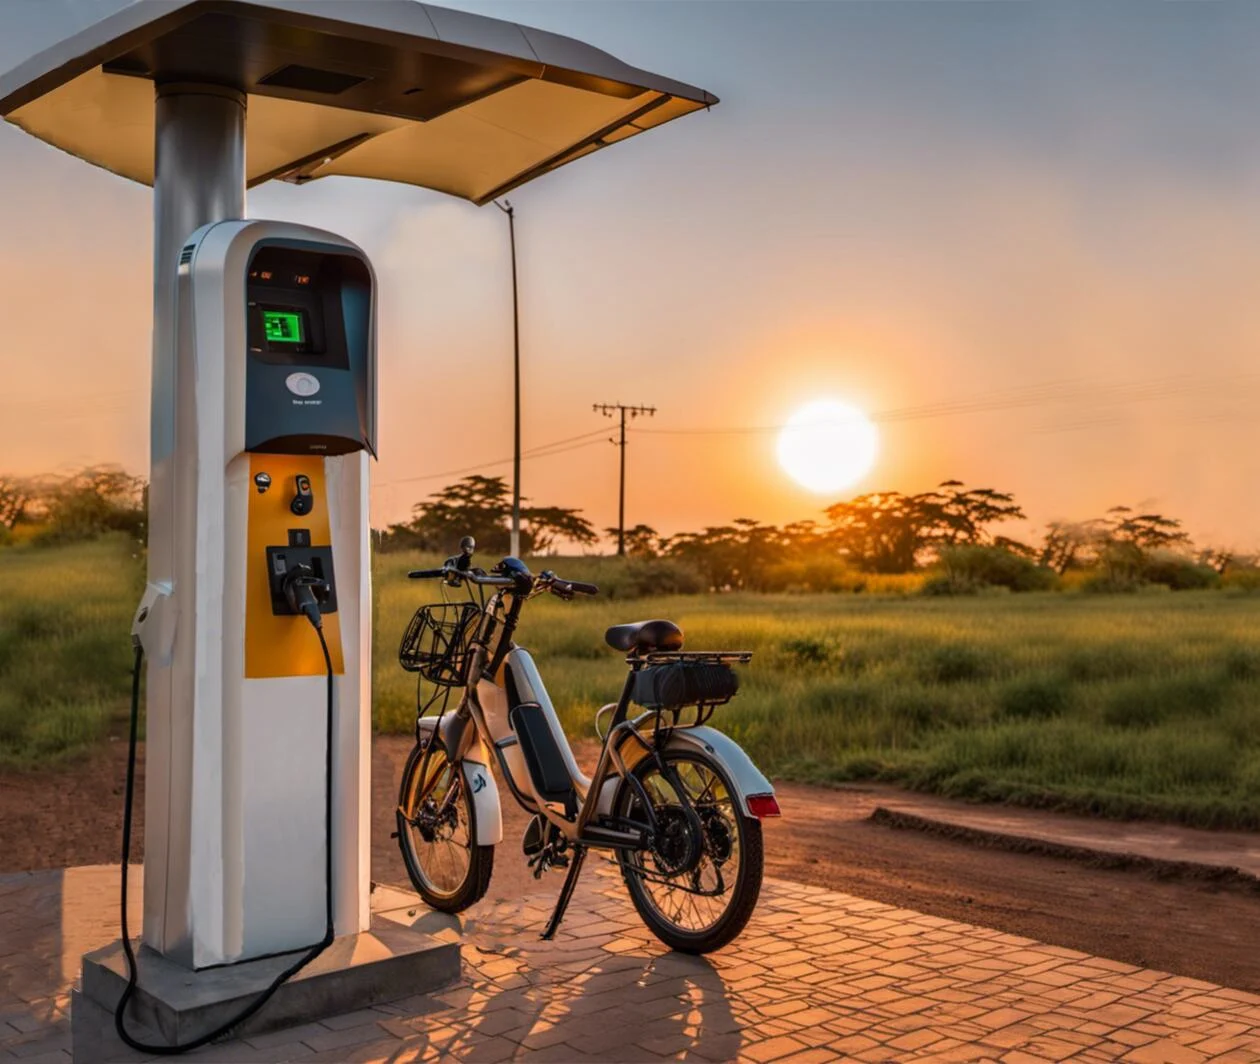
262, 309, 305, 345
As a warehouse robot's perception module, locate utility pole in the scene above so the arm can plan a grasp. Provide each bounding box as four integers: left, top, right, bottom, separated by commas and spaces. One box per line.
594, 402, 656, 556
496, 198, 522, 557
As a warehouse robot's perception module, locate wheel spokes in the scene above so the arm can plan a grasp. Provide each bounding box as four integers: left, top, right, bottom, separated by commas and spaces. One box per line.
404, 760, 473, 897
630, 757, 742, 935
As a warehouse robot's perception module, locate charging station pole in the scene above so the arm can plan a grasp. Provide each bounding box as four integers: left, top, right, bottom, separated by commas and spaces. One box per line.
145, 82, 247, 954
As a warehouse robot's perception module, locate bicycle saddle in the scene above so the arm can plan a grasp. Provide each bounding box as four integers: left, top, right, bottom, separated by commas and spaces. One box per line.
604, 619, 684, 654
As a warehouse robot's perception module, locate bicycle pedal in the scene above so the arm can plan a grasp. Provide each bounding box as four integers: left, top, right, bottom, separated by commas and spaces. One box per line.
551, 854, 569, 869
389, 831, 398, 839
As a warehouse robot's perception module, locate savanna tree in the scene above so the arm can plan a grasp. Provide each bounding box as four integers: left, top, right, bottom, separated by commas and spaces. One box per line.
381, 475, 595, 555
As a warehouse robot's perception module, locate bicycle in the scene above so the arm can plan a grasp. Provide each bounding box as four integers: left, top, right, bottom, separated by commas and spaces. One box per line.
394, 537, 780, 953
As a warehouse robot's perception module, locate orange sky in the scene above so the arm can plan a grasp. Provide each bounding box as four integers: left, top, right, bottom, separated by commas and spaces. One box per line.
1, 1, 1258, 551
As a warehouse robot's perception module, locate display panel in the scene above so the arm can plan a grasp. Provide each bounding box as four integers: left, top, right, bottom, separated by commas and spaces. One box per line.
262, 308, 306, 345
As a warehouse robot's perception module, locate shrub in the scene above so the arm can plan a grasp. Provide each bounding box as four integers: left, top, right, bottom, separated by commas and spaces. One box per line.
1102, 677, 1227, 728
1223, 646, 1260, 681
929, 545, 1056, 594
1080, 569, 1143, 594
1222, 566, 1260, 592
1141, 551, 1219, 591
1001, 676, 1072, 720
33, 466, 145, 547
524, 555, 705, 600
922, 643, 993, 683
780, 636, 839, 666
760, 558, 868, 593
601, 558, 705, 599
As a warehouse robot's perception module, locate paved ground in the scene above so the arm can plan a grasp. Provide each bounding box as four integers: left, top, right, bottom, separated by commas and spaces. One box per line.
4, 862, 1260, 1063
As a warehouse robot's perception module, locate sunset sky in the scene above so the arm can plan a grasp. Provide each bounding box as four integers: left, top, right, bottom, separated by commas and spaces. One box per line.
1, 1, 1258, 550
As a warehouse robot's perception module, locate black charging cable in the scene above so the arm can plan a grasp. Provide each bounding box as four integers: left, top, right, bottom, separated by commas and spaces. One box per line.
114, 596, 336, 1054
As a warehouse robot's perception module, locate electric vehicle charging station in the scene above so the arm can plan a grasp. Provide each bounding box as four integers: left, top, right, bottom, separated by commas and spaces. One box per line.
0, 0, 716, 1051
143, 220, 376, 968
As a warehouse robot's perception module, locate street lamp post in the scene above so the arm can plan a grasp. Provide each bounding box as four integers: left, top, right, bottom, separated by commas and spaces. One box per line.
496, 199, 522, 558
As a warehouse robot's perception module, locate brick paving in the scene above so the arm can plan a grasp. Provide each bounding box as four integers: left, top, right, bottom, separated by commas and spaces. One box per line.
2, 863, 1259, 1062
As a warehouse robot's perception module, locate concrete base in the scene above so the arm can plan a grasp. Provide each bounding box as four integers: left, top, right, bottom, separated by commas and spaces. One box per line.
71, 910, 459, 1062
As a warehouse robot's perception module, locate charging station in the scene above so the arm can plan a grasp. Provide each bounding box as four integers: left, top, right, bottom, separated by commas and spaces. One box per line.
139, 220, 376, 969
0, 0, 717, 1052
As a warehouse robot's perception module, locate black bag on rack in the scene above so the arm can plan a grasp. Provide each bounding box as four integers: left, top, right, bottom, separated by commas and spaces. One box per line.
632, 661, 739, 710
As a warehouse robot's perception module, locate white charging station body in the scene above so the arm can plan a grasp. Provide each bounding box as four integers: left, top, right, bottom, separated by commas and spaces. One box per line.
141, 219, 376, 969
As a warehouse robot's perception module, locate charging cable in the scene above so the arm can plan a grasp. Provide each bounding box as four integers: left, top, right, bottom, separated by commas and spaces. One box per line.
114, 578, 335, 1054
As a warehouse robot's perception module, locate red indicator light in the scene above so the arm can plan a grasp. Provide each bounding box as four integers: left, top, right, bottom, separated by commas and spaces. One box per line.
746, 794, 781, 818
294, 274, 311, 286
260, 270, 273, 281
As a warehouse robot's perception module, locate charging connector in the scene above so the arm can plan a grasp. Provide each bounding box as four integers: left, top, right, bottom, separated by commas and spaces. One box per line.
283, 564, 328, 630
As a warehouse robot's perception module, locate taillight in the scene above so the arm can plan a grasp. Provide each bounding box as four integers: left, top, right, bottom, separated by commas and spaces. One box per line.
747, 793, 781, 818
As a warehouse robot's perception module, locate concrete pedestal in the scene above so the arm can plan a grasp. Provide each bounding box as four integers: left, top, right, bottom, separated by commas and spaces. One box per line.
71, 907, 458, 1062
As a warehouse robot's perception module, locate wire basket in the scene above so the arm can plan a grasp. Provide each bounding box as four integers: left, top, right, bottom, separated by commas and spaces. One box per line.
398, 602, 481, 686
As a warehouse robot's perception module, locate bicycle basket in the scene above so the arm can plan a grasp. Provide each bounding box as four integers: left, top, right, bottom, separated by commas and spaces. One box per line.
398, 602, 481, 686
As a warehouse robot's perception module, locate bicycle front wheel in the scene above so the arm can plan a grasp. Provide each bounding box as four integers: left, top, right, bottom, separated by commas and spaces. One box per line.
396, 740, 494, 913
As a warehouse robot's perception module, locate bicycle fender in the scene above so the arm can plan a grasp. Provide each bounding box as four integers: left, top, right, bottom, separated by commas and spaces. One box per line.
663, 726, 775, 818
594, 726, 775, 820
460, 758, 503, 845
415, 717, 503, 845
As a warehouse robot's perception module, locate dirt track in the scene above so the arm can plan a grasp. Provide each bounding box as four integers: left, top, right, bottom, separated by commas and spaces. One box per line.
3, 735, 1257, 991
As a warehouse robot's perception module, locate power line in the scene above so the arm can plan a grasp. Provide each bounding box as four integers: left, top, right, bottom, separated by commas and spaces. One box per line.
593, 402, 655, 556
376, 430, 608, 489
626, 372, 1260, 437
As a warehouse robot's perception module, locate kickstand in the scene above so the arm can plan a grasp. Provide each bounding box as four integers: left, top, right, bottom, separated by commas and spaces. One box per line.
540, 845, 587, 940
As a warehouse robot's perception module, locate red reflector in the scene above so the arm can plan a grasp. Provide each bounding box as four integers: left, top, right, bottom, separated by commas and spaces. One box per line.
747, 794, 781, 818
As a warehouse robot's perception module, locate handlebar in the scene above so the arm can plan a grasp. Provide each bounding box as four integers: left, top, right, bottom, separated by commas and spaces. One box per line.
407, 566, 516, 587
407, 561, 598, 598
543, 573, 599, 598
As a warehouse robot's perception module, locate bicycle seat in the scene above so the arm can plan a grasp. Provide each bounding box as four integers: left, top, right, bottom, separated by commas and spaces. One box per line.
605, 619, 684, 654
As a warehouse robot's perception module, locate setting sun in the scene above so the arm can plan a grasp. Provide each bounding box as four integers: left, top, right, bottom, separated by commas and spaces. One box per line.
777, 399, 879, 494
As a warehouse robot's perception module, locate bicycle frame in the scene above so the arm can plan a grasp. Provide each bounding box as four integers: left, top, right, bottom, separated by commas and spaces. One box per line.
406, 560, 777, 938
417, 587, 774, 850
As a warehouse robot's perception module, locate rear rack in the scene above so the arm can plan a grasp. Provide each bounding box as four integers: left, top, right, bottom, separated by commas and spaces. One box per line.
633, 650, 753, 666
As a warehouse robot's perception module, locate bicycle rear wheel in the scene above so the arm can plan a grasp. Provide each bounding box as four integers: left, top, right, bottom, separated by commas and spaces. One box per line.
614, 748, 763, 953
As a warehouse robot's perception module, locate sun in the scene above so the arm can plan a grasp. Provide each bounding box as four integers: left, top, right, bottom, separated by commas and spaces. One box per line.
777, 399, 879, 494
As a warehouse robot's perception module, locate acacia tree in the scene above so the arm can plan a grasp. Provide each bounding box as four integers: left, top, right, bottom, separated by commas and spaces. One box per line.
381, 475, 595, 555
823, 492, 925, 573
1095, 506, 1191, 586
822, 481, 1024, 572
920, 481, 1025, 548
602, 524, 663, 558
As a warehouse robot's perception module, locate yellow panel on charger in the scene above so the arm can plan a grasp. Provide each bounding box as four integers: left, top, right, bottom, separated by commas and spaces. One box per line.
246, 454, 345, 678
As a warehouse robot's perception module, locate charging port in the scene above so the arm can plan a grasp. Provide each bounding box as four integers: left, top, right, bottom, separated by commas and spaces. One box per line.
266, 544, 338, 616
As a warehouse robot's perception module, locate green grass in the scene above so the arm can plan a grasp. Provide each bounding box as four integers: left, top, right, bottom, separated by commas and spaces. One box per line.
0, 536, 143, 766
378, 556, 1260, 829
4, 543, 1259, 830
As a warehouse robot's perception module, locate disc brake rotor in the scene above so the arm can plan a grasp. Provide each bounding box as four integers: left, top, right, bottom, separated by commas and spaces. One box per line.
699, 806, 733, 863
648, 805, 700, 876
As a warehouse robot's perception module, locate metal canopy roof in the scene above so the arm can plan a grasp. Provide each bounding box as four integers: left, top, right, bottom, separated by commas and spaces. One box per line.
0, 0, 718, 204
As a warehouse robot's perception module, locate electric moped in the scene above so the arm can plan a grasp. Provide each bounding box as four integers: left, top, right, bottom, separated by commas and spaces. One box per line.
394, 538, 780, 953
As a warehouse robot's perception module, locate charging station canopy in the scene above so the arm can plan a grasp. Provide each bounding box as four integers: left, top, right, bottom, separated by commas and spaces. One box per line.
0, 0, 717, 204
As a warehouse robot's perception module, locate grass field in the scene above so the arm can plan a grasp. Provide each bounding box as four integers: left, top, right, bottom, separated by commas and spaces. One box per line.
0, 537, 142, 766
377, 552, 1260, 829
4, 542, 1259, 829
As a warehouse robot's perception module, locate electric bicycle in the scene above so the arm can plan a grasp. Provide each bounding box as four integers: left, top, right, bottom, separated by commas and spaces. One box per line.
393, 538, 780, 953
